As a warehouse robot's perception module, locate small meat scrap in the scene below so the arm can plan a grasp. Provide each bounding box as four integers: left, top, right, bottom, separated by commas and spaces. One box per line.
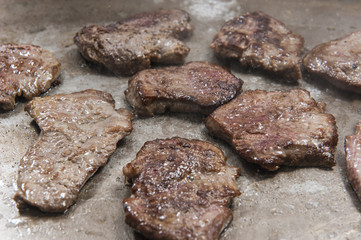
206, 89, 338, 171
303, 31, 361, 94
123, 137, 240, 240
211, 11, 304, 83
125, 61, 243, 117
345, 121, 361, 201
0, 43, 61, 111
74, 9, 193, 76
14, 89, 133, 212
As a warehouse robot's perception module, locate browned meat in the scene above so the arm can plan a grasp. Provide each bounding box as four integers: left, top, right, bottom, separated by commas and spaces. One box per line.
206, 89, 338, 171
211, 11, 304, 83
345, 121, 361, 201
123, 137, 240, 240
0, 43, 61, 111
303, 31, 361, 94
14, 89, 133, 212
74, 9, 193, 76
125, 61, 243, 117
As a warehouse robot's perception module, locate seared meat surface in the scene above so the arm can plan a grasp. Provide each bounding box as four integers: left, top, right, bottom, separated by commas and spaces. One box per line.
211, 11, 304, 82
123, 137, 240, 240
303, 31, 361, 94
206, 89, 338, 171
14, 89, 133, 212
74, 9, 193, 75
0, 43, 61, 111
345, 121, 361, 201
125, 61, 243, 117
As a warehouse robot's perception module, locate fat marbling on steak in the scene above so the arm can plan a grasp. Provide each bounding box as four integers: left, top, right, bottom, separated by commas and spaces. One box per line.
14, 89, 133, 212
74, 9, 193, 75
303, 31, 361, 94
125, 61, 243, 117
0, 43, 61, 111
211, 11, 304, 82
123, 137, 240, 240
345, 121, 361, 201
205, 89, 338, 171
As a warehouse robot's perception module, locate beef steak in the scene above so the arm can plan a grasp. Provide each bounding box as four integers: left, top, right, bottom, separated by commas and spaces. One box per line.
206, 89, 338, 171
125, 61, 243, 117
345, 121, 361, 201
74, 9, 193, 76
211, 11, 304, 82
303, 31, 361, 94
0, 43, 61, 111
123, 137, 240, 240
14, 89, 133, 212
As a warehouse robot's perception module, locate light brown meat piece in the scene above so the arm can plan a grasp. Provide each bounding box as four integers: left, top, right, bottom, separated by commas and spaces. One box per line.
303, 31, 361, 94
0, 43, 61, 111
14, 89, 133, 212
123, 137, 240, 240
74, 9, 193, 75
125, 61, 243, 117
206, 89, 338, 171
211, 11, 304, 83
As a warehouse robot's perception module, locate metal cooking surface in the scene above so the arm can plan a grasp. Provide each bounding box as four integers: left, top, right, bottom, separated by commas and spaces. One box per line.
1, 0, 361, 239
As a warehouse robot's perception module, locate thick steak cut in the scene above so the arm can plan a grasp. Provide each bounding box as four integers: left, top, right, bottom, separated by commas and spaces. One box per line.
14, 89, 133, 212
345, 121, 361, 201
125, 61, 243, 117
303, 31, 361, 94
0, 43, 61, 111
74, 9, 193, 75
211, 11, 304, 82
206, 89, 338, 171
123, 137, 240, 240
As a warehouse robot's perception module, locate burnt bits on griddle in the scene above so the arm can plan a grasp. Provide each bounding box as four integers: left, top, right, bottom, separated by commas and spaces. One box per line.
303, 31, 361, 94
74, 9, 193, 76
123, 137, 240, 240
0, 43, 61, 111
211, 11, 304, 83
206, 89, 338, 171
125, 61, 243, 117
345, 121, 361, 202
14, 89, 133, 212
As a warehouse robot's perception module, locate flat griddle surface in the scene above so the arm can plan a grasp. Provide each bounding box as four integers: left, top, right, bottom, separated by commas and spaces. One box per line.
1, 0, 361, 239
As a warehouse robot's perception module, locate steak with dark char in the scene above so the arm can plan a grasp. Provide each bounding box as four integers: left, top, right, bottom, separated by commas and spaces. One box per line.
0, 43, 61, 111
303, 31, 361, 94
14, 89, 133, 212
123, 137, 240, 240
74, 9, 193, 76
125, 61, 243, 117
345, 121, 361, 201
211, 11, 304, 83
205, 89, 338, 171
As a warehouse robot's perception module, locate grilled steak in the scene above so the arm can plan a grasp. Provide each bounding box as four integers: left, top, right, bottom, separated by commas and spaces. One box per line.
345, 121, 361, 201
210, 11, 304, 83
0, 43, 61, 111
125, 61, 243, 117
14, 89, 133, 212
303, 31, 361, 94
123, 137, 240, 240
74, 9, 193, 76
205, 89, 338, 171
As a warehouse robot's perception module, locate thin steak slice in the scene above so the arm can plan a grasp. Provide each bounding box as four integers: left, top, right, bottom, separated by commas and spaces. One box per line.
206, 89, 338, 171
74, 9, 193, 76
14, 89, 133, 212
125, 61, 243, 117
0, 43, 61, 111
303, 31, 361, 94
345, 121, 361, 201
211, 11, 304, 83
123, 137, 240, 240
